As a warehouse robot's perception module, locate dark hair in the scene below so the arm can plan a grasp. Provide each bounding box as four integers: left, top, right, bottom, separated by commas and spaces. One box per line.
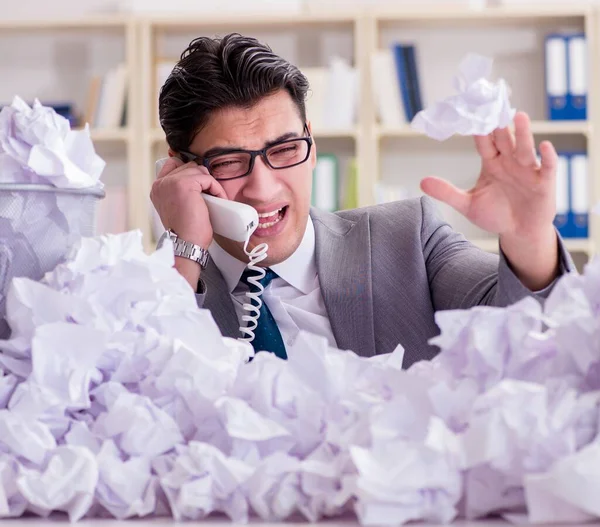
159, 33, 309, 154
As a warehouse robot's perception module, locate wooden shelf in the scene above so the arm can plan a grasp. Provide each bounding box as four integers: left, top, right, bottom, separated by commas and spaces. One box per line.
473, 237, 593, 254
88, 127, 130, 143
0, 16, 130, 30
374, 4, 592, 22
313, 128, 358, 139
375, 120, 592, 139
141, 11, 359, 29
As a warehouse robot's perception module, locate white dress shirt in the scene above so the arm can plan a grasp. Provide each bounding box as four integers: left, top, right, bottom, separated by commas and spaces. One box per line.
208, 216, 338, 352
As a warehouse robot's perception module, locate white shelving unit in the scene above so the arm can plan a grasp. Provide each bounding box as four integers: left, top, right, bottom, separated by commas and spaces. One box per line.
2, 5, 598, 261
0, 15, 139, 240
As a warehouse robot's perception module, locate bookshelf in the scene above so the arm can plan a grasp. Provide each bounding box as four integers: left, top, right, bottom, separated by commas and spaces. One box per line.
2, 5, 598, 261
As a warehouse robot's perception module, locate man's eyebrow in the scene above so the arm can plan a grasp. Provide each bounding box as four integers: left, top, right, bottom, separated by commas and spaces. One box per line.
201, 130, 302, 158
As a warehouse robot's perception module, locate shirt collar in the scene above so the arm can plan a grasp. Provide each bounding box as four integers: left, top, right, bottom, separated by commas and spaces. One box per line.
208, 215, 317, 295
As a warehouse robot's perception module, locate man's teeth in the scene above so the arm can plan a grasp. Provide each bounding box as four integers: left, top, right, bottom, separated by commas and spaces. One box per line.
257, 208, 284, 229
258, 208, 282, 218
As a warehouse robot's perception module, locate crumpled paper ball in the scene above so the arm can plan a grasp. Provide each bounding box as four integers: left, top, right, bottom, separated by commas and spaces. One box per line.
0, 229, 599, 524
0, 96, 105, 189
411, 53, 517, 141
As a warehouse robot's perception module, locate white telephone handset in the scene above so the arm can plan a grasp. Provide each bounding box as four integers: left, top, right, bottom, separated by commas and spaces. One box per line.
155, 157, 267, 353
154, 158, 259, 241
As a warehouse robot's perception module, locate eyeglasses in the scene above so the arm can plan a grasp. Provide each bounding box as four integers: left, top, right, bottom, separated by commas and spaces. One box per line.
179, 124, 313, 181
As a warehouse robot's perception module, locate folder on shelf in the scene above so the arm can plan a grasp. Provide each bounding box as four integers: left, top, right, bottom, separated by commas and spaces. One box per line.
312, 154, 339, 212
403, 44, 424, 119
553, 152, 570, 238
301, 67, 327, 131
322, 57, 358, 130
341, 158, 358, 210
545, 34, 569, 120
570, 152, 589, 238
566, 33, 587, 120
371, 49, 405, 126
392, 44, 414, 122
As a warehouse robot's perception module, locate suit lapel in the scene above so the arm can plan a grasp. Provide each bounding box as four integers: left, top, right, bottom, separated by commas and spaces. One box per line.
201, 260, 240, 339
311, 208, 376, 358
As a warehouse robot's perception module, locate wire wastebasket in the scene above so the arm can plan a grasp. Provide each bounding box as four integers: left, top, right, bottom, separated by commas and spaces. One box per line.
0, 183, 105, 339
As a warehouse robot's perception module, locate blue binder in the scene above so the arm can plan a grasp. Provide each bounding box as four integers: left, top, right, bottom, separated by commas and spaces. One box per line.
392, 44, 413, 122
545, 34, 569, 120
566, 33, 587, 120
569, 152, 589, 238
553, 152, 570, 238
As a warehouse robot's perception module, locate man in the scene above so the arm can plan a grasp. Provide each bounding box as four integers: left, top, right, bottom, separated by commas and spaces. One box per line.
151, 33, 574, 368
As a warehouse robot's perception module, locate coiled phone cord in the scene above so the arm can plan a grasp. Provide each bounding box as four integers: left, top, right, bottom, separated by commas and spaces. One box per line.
238, 234, 269, 344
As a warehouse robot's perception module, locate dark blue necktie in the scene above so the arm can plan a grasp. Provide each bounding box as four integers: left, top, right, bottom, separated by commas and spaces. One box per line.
240, 268, 287, 360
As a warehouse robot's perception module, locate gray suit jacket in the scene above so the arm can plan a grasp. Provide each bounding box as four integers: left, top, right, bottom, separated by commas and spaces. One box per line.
196, 196, 574, 368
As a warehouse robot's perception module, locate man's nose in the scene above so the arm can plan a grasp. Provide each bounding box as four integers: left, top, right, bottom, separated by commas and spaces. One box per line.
241, 155, 280, 200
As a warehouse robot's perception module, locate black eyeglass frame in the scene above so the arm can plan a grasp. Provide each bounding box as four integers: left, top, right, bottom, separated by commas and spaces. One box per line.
179, 124, 313, 181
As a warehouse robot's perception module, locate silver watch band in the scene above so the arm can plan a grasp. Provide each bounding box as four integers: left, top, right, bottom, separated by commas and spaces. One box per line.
165, 229, 210, 270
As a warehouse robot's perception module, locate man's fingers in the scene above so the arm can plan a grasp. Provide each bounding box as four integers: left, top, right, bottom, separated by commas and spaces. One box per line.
420, 176, 470, 217
539, 140, 558, 179
474, 134, 499, 161
493, 127, 515, 157
199, 177, 228, 200
513, 111, 538, 167
156, 168, 228, 200
156, 156, 184, 179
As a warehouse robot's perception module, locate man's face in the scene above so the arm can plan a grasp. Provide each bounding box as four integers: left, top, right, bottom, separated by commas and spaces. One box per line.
186, 90, 316, 266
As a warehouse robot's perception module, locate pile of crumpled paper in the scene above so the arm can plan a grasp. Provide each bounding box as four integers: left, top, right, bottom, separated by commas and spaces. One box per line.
0, 229, 599, 524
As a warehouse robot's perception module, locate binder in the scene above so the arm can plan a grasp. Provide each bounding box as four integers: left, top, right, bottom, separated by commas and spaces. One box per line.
403, 44, 424, 118
545, 34, 568, 120
566, 34, 587, 120
312, 154, 339, 212
392, 44, 413, 122
569, 152, 588, 238
553, 153, 570, 238
371, 50, 405, 126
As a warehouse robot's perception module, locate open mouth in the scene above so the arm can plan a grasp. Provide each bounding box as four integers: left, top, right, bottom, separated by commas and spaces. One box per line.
256, 205, 288, 231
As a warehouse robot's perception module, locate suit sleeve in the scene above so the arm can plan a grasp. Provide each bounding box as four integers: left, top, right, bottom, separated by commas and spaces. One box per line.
419, 196, 576, 310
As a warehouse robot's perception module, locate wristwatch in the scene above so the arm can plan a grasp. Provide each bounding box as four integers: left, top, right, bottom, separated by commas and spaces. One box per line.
160, 229, 210, 270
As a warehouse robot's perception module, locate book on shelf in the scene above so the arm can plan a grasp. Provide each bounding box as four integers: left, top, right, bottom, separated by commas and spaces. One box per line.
312, 154, 339, 212
84, 63, 128, 129
545, 33, 587, 121
371, 43, 424, 126
341, 158, 358, 210
301, 57, 358, 131
554, 151, 588, 239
